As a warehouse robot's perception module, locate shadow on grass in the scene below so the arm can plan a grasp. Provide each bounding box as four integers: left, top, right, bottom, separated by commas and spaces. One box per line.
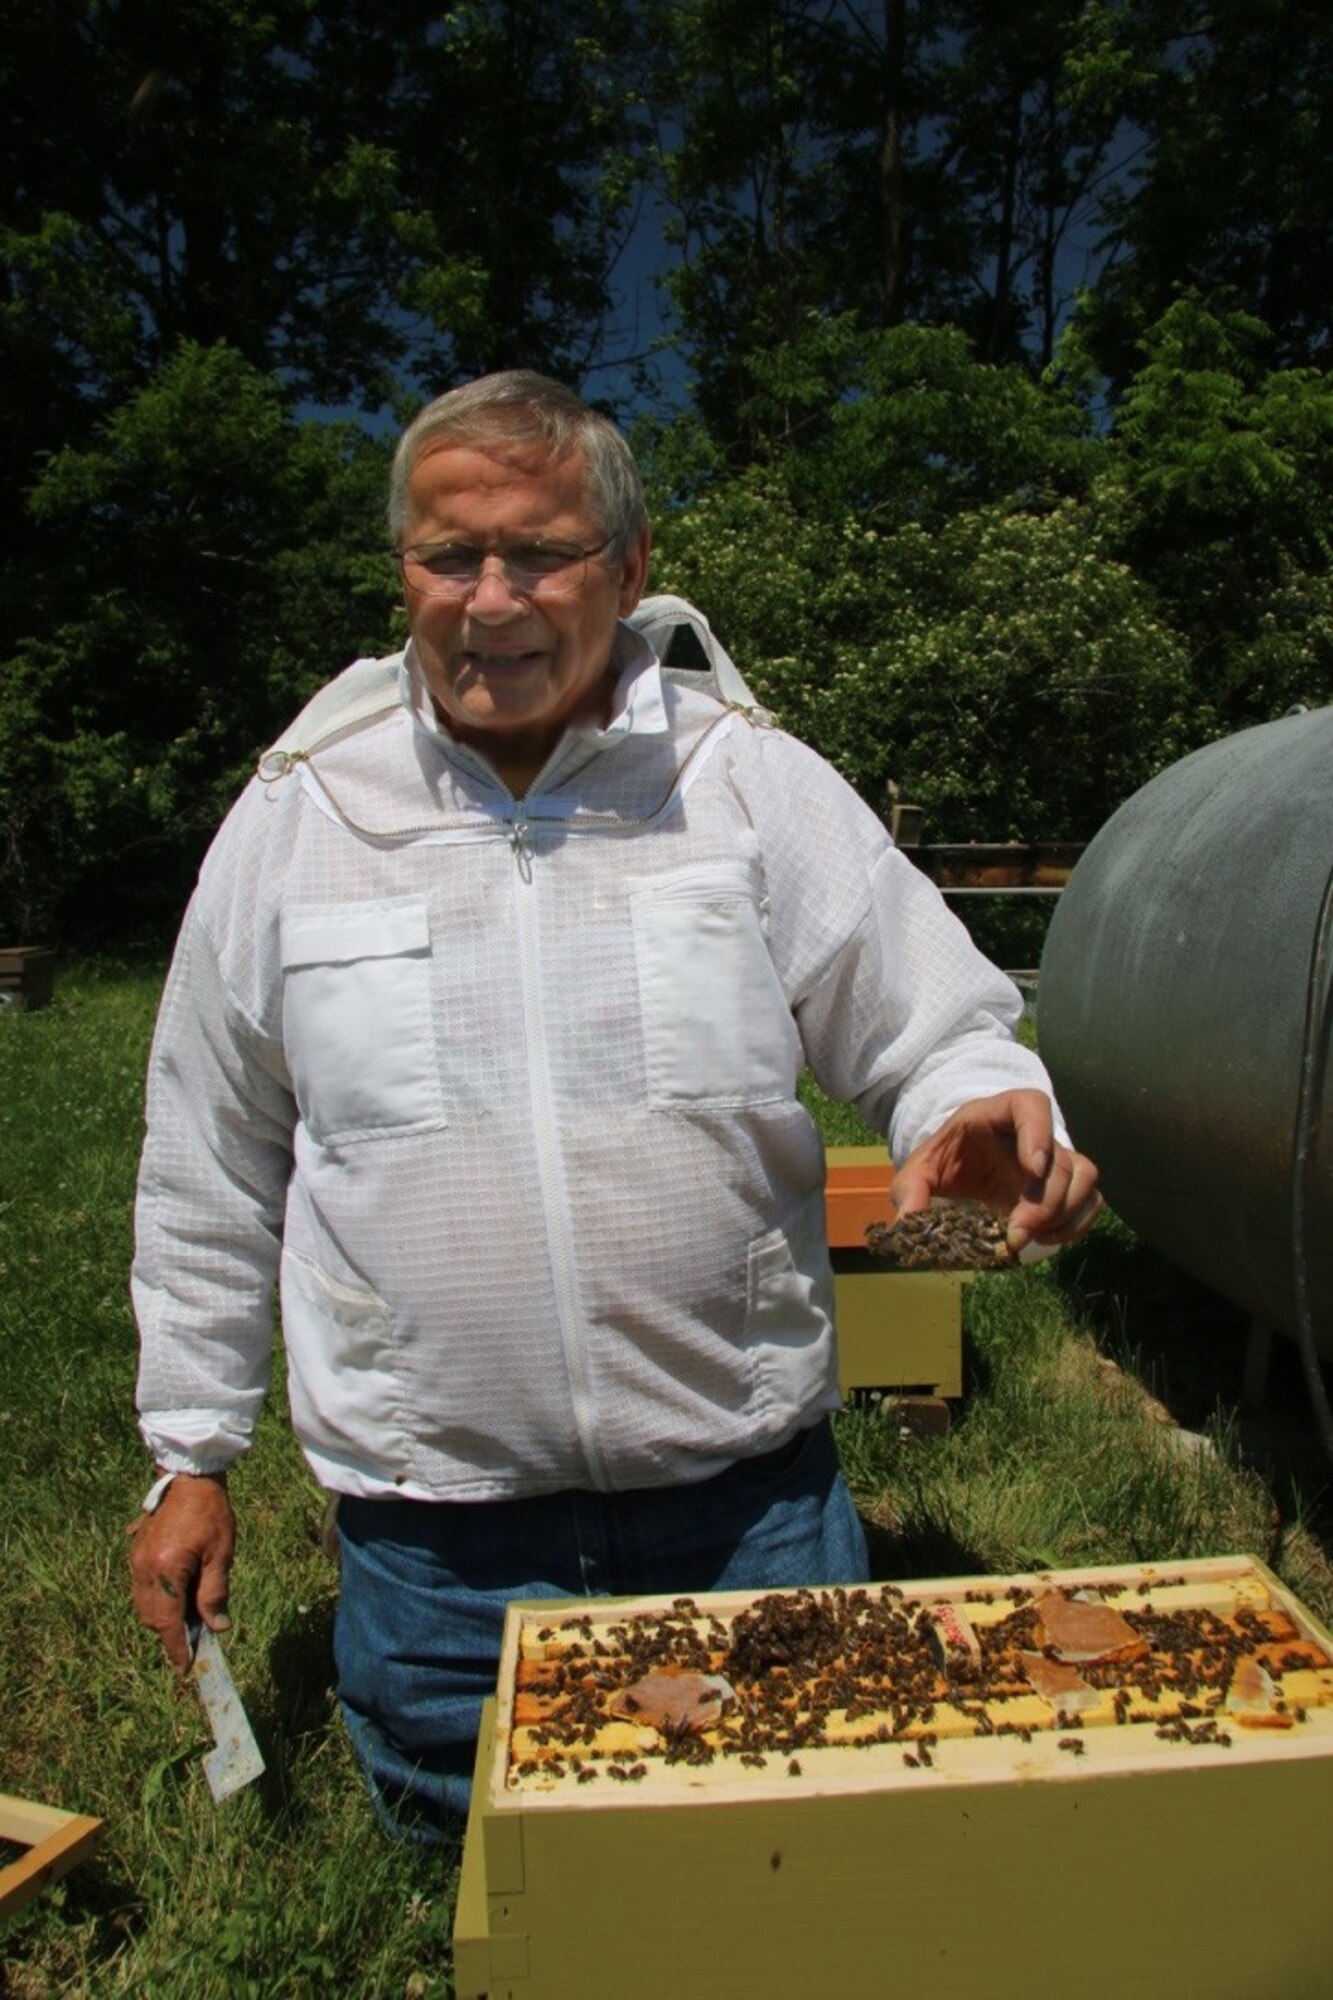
240, 1590, 340, 1825
1056, 1218, 1332, 1559
863, 1511, 992, 1585
4, 1859, 152, 1987
263, 1589, 338, 1736
959, 1318, 998, 1406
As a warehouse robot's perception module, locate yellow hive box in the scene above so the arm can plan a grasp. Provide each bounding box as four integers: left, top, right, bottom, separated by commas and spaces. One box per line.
824, 1145, 965, 1398
832, 1261, 966, 1398
454, 1555, 1333, 1999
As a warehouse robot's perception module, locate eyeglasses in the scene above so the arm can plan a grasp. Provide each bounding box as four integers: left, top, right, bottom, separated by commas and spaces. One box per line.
398, 535, 615, 600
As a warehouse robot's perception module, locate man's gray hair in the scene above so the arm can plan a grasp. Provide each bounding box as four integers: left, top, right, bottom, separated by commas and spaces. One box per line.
388, 370, 648, 557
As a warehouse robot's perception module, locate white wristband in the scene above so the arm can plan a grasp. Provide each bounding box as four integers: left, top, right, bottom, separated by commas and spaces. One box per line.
140, 1470, 177, 1514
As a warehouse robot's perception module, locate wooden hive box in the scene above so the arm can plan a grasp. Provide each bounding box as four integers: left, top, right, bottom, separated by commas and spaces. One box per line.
0, 946, 56, 1014
454, 1555, 1333, 1999
824, 1146, 964, 1399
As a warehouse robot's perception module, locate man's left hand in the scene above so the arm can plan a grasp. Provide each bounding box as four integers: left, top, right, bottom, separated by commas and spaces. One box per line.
890, 1089, 1101, 1253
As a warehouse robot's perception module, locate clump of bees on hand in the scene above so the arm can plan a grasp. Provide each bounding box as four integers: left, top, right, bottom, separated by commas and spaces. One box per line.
506, 1575, 1332, 1790
865, 1199, 1014, 1270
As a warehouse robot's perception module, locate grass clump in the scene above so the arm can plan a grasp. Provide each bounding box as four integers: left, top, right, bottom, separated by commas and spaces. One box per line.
836, 1257, 1301, 1598
1, 963, 456, 1998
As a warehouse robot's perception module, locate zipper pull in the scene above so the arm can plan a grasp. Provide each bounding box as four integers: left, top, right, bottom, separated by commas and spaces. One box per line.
510, 804, 533, 880
256, 747, 307, 784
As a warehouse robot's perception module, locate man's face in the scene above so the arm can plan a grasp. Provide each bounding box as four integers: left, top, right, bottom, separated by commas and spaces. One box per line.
400, 439, 650, 788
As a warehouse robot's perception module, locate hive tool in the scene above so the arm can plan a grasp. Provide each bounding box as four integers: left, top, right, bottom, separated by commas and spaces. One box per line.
188, 1619, 266, 1802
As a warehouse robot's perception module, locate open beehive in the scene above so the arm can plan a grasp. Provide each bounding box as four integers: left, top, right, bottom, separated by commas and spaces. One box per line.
454, 1555, 1333, 1999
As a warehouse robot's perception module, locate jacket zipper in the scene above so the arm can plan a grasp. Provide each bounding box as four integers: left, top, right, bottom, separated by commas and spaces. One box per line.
509, 806, 610, 1489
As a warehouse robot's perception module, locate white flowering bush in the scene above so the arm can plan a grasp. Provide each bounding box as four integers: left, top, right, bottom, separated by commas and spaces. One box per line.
651, 304, 1330, 842
653, 483, 1191, 840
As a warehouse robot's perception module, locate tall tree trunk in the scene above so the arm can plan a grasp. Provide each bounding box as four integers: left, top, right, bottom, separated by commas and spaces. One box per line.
880, 0, 908, 323
986, 86, 1023, 361
1036, 81, 1061, 368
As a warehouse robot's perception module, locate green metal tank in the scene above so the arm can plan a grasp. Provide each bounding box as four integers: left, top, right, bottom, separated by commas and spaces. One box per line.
1038, 706, 1332, 1351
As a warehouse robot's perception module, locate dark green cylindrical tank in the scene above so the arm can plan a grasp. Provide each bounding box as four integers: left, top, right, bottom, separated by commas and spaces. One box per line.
1038, 706, 1332, 1351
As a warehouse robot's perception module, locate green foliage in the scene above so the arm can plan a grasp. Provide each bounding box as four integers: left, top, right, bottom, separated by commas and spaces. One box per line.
1103, 296, 1333, 726
651, 326, 1193, 841
643, 0, 1147, 440
1, 0, 646, 414
1, 344, 397, 941
658, 488, 1191, 839
1078, 0, 1333, 388
863, 504, 1191, 836
3, 4, 1332, 935
732, 315, 1104, 519
649, 304, 1329, 842
0, 0, 653, 938
1113, 299, 1325, 529
0, 211, 142, 403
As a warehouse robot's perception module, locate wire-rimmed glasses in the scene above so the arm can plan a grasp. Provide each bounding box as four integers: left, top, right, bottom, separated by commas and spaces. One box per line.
398, 535, 615, 600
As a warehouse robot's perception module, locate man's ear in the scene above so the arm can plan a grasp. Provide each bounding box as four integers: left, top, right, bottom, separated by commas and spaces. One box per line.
617, 526, 652, 616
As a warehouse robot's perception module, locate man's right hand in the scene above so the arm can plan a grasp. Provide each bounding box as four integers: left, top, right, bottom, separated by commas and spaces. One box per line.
127, 1471, 236, 1675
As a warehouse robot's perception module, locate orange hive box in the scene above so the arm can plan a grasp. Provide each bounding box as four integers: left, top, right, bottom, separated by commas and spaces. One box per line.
823, 1145, 895, 1248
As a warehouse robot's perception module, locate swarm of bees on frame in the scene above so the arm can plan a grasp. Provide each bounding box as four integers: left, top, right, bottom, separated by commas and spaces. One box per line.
505, 1578, 1332, 1790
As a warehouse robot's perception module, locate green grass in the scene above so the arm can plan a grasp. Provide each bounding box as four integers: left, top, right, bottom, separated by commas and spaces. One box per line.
2, 962, 1329, 1993
1, 964, 456, 1997
840, 1258, 1317, 1584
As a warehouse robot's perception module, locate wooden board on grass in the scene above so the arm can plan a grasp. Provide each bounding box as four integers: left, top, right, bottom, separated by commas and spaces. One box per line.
0, 1794, 103, 1924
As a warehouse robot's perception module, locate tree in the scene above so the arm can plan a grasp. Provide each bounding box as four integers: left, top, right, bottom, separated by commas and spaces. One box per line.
1, 0, 646, 416
0, 0, 647, 691
642, 0, 1139, 451
0, 0, 649, 938
1, 344, 396, 940
648, 324, 1190, 843
730, 312, 1101, 516
654, 470, 1192, 839
1101, 295, 1333, 727
6, 2, 1331, 941
1077, 0, 1333, 388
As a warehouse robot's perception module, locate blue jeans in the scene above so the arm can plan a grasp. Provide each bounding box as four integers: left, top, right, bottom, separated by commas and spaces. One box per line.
333, 1419, 867, 1840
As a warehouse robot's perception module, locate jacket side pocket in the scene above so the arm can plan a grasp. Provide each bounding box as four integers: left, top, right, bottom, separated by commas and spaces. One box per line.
279, 1247, 411, 1469
743, 1191, 840, 1424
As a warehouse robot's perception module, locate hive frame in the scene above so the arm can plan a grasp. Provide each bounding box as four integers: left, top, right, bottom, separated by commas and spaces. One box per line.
0, 1793, 104, 1922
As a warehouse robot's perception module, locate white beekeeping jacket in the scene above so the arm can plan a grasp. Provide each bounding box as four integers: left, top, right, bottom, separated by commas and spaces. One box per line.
135, 623, 1052, 1500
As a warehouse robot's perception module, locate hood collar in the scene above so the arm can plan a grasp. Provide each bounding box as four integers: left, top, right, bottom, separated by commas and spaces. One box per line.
400, 619, 667, 755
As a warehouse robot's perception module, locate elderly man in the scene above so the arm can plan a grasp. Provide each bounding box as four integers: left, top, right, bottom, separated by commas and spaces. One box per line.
129, 370, 1099, 1837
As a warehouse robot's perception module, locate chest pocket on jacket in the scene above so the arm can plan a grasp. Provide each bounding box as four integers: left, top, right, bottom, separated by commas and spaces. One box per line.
280, 897, 445, 1144
629, 862, 801, 1106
